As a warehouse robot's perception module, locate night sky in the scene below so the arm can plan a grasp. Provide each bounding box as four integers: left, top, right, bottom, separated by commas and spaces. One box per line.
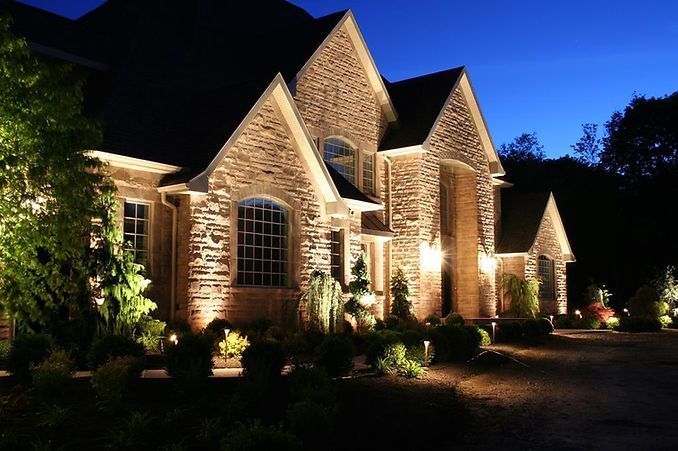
16, 0, 678, 158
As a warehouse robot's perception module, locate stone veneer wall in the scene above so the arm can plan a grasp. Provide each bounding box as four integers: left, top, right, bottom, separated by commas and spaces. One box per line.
184, 99, 333, 329
388, 86, 497, 319
525, 213, 568, 315
108, 167, 174, 320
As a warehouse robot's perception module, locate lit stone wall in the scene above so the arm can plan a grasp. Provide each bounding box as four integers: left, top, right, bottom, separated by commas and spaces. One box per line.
184, 99, 333, 329
0, 314, 10, 341
107, 167, 174, 320
525, 214, 568, 315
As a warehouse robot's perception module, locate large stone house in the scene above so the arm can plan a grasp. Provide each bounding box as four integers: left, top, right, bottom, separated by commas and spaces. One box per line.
1, 0, 574, 333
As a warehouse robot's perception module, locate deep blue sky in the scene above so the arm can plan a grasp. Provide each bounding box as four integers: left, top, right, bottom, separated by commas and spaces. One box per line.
17, 0, 678, 157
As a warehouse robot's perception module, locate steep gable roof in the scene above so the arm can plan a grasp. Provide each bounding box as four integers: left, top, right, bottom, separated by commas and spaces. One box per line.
380, 67, 504, 176
498, 191, 575, 261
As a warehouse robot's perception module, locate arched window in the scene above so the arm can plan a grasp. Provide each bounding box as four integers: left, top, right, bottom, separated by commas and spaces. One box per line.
237, 198, 289, 287
538, 255, 555, 299
323, 138, 356, 185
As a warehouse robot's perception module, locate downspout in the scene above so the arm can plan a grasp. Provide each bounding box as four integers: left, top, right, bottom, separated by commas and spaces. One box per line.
160, 193, 177, 323
383, 156, 393, 314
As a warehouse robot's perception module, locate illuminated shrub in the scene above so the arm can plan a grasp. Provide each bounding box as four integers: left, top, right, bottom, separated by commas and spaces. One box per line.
364, 330, 403, 365
425, 313, 441, 326
302, 271, 344, 334
659, 315, 672, 328
136, 318, 166, 353
575, 315, 601, 330
219, 331, 250, 361
628, 285, 668, 319
397, 358, 426, 379
88, 334, 145, 370
405, 342, 435, 366
6, 333, 52, 382
315, 336, 354, 377
605, 316, 620, 329
581, 302, 615, 324
241, 340, 287, 382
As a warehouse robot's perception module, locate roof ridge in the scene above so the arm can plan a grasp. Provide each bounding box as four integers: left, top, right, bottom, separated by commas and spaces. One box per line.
390, 66, 465, 85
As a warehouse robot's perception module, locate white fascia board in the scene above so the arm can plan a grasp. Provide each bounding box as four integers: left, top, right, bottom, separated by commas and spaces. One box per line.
157, 183, 206, 195
423, 69, 505, 177
189, 74, 349, 218
345, 198, 384, 212
378, 145, 424, 157
290, 11, 398, 123
88, 150, 182, 174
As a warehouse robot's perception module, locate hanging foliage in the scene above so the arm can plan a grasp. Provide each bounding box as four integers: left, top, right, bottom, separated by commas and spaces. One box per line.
503, 274, 540, 318
301, 271, 344, 334
390, 267, 413, 320
93, 189, 157, 336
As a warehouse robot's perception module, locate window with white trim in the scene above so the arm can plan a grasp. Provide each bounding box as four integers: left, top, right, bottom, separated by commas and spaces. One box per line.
323, 138, 356, 185
330, 230, 343, 282
123, 201, 150, 264
237, 198, 289, 287
538, 255, 555, 300
363, 152, 375, 195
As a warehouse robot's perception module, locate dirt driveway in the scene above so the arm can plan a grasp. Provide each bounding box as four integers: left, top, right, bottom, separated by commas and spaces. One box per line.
439, 330, 678, 450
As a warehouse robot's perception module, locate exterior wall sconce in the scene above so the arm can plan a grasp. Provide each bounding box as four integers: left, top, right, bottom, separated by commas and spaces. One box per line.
480, 252, 497, 275
420, 242, 441, 272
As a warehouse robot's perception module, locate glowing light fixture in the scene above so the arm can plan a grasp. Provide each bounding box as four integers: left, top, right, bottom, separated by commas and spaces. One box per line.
491, 322, 497, 344
420, 242, 441, 272
169, 334, 179, 345
480, 252, 497, 274
574, 309, 582, 319
95, 297, 105, 307
423, 340, 431, 366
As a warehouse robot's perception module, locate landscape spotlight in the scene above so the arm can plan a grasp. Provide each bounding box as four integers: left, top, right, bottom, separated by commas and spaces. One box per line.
423, 340, 431, 366
169, 334, 179, 345
574, 309, 582, 319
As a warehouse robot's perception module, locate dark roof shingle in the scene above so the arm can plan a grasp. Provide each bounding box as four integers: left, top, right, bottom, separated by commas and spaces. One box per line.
497, 191, 550, 254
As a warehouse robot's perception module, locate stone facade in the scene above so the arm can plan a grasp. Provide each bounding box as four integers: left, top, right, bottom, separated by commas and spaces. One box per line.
183, 99, 333, 329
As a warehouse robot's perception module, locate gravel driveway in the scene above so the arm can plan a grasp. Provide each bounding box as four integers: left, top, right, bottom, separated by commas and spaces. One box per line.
442, 330, 678, 450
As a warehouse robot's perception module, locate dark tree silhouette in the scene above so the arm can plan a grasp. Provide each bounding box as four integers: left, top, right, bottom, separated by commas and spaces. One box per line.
601, 92, 678, 181
571, 123, 601, 166
498, 132, 545, 162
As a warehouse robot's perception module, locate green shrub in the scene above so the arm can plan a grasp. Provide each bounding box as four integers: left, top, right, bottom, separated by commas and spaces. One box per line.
88, 334, 145, 370
671, 317, 678, 329
244, 319, 275, 338
31, 349, 74, 399
628, 285, 668, 319
205, 318, 233, 337
364, 330, 403, 365
219, 331, 250, 361
537, 317, 555, 335
91, 356, 144, 404
554, 316, 573, 329
383, 315, 400, 330
497, 322, 523, 341
165, 333, 214, 386
315, 336, 354, 378
605, 316, 620, 329
302, 271, 344, 334
405, 342, 435, 366
287, 400, 333, 444
390, 267, 413, 320
381, 342, 407, 368
6, 333, 52, 382
426, 327, 451, 362
444, 313, 464, 327
136, 318, 166, 353
373, 357, 394, 376
425, 313, 441, 326
224, 421, 299, 451
616, 316, 662, 333
439, 325, 473, 360
503, 274, 540, 318
466, 325, 491, 347
397, 359, 426, 379
659, 315, 672, 328
0, 341, 9, 370
241, 340, 286, 382
288, 366, 335, 405
574, 315, 601, 330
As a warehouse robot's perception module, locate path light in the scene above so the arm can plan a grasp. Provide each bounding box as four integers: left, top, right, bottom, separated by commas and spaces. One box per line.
491, 322, 497, 344
549, 315, 554, 324
423, 340, 431, 366
224, 328, 231, 340
574, 309, 582, 319
95, 297, 105, 307
169, 334, 179, 345
623, 308, 629, 316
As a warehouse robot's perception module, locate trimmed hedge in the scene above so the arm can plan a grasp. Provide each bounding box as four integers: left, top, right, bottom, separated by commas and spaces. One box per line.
616, 316, 662, 333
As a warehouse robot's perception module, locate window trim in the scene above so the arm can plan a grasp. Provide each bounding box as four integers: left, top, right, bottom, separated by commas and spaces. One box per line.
323, 136, 357, 186
122, 198, 152, 269
537, 254, 556, 300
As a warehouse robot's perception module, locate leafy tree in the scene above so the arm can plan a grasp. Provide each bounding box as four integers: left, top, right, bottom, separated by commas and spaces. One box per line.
0, 15, 105, 332
301, 271, 344, 334
390, 267, 413, 320
498, 132, 545, 163
653, 266, 678, 313
503, 274, 540, 318
571, 123, 601, 166
93, 190, 157, 336
601, 92, 678, 181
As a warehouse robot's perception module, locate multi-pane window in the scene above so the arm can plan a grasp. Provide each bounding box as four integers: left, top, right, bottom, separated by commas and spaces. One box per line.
330, 230, 343, 282
323, 138, 356, 185
237, 198, 289, 287
363, 152, 374, 195
123, 201, 149, 264
538, 255, 555, 299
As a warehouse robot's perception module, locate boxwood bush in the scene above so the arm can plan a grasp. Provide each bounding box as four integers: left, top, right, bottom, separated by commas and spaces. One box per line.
165, 332, 215, 386
241, 340, 287, 382
88, 334, 145, 370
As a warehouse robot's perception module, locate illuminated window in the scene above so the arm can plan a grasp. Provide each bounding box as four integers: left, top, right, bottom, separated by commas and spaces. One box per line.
363, 152, 374, 194
324, 138, 355, 185
330, 230, 343, 282
123, 201, 150, 264
538, 255, 555, 299
237, 198, 288, 287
